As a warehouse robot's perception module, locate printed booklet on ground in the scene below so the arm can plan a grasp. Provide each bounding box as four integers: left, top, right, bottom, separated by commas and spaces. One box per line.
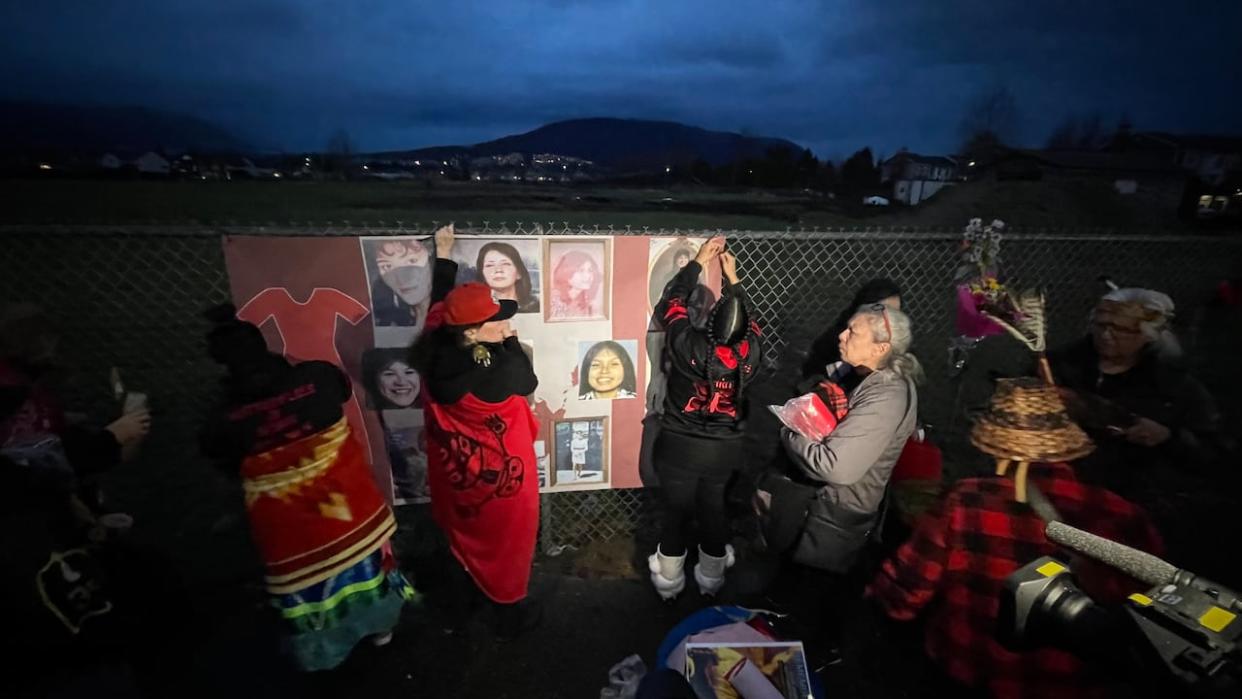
683, 641, 811, 699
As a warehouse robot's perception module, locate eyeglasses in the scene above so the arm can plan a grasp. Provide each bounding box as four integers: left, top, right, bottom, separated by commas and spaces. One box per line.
1092, 321, 1142, 337
870, 303, 892, 341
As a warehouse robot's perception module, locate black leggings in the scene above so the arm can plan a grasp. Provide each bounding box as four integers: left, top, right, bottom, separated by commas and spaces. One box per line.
653, 430, 737, 558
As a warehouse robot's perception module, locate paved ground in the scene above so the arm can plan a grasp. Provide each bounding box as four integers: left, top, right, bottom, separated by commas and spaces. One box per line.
178, 506, 939, 699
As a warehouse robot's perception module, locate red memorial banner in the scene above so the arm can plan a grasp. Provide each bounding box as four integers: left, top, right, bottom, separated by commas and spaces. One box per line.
222, 233, 719, 502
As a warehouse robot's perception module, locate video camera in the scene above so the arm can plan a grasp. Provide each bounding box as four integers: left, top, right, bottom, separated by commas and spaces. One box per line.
1000, 522, 1240, 697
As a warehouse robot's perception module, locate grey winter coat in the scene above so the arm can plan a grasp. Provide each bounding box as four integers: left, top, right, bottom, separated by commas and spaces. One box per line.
781, 364, 917, 571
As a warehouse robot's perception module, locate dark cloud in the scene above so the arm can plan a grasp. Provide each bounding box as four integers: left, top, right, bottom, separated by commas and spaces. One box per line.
1, 0, 1238, 157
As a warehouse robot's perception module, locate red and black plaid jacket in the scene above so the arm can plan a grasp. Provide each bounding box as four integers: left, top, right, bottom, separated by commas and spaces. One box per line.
868, 462, 1163, 699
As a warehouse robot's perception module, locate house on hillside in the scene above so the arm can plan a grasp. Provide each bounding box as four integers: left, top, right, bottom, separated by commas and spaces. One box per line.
971, 147, 1188, 218
133, 152, 170, 176
880, 151, 959, 205
1129, 133, 1242, 186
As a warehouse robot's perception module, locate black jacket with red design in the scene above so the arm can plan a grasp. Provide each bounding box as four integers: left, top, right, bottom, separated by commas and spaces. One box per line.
656, 260, 762, 439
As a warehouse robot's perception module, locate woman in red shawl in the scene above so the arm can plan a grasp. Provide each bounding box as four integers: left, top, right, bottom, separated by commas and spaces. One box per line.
410, 225, 542, 639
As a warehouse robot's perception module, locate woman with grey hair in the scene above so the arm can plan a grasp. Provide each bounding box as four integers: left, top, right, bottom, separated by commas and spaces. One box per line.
781, 302, 921, 573
1048, 287, 1225, 500
768, 302, 919, 664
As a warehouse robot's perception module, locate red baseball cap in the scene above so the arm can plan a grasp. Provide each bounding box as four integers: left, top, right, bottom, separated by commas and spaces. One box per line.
442, 282, 518, 326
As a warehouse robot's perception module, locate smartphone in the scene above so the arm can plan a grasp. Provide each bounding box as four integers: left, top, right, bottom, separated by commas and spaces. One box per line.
122, 392, 148, 414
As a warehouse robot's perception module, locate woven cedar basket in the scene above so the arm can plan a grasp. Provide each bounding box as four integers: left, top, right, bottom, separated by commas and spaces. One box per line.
970, 377, 1094, 462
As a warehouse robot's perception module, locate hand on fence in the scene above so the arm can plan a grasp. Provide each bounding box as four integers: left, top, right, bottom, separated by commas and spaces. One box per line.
435, 224, 455, 258
695, 236, 726, 265
719, 251, 739, 284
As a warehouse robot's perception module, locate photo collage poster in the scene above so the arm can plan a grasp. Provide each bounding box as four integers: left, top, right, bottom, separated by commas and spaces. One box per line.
221, 233, 721, 503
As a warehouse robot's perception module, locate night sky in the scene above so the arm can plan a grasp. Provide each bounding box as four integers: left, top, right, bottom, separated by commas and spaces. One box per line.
3, 1, 1239, 158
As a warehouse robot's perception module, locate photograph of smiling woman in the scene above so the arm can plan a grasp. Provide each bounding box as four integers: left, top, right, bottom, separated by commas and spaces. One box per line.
578, 340, 637, 400
475, 241, 540, 313
361, 347, 422, 410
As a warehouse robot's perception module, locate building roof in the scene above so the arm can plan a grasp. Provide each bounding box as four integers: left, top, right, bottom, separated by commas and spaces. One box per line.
885, 151, 958, 168
1132, 132, 1242, 154
981, 147, 1180, 175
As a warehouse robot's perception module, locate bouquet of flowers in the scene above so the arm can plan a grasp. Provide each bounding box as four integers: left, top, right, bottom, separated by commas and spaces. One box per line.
950, 217, 1054, 383
954, 218, 1010, 339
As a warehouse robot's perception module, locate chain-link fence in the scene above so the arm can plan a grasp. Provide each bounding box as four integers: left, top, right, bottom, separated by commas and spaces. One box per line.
3, 224, 1239, 558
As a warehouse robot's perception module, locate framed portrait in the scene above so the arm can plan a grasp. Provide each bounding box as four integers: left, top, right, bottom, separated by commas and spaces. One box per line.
575, 339, 638, 401
552, 416, 609, 487
544, 238, 610, 322
449, 237, 542, 314
360, 347, 421, 410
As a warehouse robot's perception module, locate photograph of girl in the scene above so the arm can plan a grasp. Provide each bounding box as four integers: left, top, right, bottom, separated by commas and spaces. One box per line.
451, 239, 542, 313
577, 340, 638, 400
546, 239, 609, 321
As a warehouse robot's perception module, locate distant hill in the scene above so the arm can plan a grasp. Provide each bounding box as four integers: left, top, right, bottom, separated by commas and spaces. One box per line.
374, 118, 808, 171
0, 102, 252, 154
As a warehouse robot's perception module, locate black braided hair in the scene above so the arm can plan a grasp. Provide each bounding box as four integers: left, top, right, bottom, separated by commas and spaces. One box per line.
703, 283, 757, 406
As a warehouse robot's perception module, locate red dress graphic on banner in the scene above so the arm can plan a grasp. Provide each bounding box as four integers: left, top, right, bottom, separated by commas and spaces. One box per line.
237, 288, 373, 466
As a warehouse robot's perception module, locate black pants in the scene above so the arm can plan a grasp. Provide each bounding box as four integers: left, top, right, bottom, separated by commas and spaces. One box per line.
654, 429, 738, 558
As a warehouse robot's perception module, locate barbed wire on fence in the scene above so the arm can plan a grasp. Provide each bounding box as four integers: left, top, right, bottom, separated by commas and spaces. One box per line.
3, 222, 1224, 242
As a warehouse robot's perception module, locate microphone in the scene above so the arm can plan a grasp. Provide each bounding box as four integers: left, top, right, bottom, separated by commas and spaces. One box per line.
1045, 521, 1176, 587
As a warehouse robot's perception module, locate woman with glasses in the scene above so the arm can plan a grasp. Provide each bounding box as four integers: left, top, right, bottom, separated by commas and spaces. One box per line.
800, 278, 902, 382
1047, 288, 1225, 500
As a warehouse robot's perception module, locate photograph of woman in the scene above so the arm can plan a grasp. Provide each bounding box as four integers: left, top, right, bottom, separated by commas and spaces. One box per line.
384, 413, 429, 504
546, 240, 608, 321
361, 348, 421, 409
647, 238, 703, 312
553, 417, 607, 485
570, 421, 589, 479
474, 241, 540, 313
362, 237, 434, 330
577, 340, 638, 400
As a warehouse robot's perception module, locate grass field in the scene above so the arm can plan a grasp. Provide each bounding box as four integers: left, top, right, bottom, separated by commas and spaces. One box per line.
1, 179, 862, 229
0, 176, 1203, 232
